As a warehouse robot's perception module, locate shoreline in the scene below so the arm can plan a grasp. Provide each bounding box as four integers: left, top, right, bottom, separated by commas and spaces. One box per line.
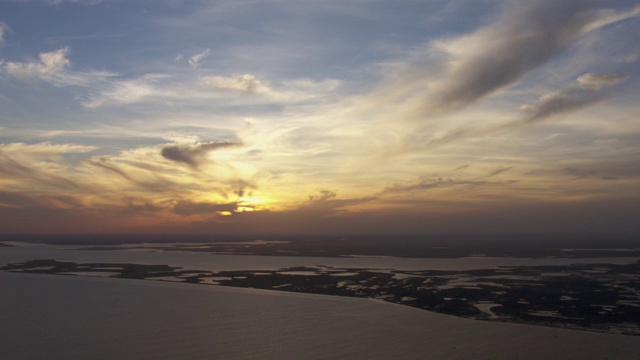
3, 270, 639, 337
3, 258, 639, 336
2, 271, 640, 360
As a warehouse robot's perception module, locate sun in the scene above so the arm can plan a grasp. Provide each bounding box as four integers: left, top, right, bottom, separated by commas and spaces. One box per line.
237, 195, 268, 212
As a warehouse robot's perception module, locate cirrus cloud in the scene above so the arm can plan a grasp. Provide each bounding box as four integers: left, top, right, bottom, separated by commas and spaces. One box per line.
200, 73, 272, 94
575, 73, 629, 91
521, 72, 630, 124
415, 1, 640, 114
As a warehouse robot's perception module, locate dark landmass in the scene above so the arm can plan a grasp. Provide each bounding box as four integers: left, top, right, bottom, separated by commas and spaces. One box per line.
0, 242, 12, 247
140, 238, 640, 258
3, 259, 639, 336
2, 233, 639, 258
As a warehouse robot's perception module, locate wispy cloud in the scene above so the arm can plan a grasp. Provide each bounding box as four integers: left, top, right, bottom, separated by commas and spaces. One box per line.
381, 176, 518, 195
200, 73, 271, 94
308, 189, 336, 202
0, 139, 260, 227
412, 1, 640, 114
397, 71, 631, 152
0, 141, 96, 156
0, 142, 96, 191
160, 140, 241, 169
85, 156, 178, 191
189, 49, 211, 67
199, 73, 341, 102
1, 44, 340, 110
521, 73, 629, 124
3, 47, 70, 80
81, 74, 170, 108
575, 73, 629, 91
0, 22, 8, 44
561, 157, 640, 181
171, 200, 239, 216
486, 166, 514, 178
297, 190, 376, 217
1, 47, 116, 86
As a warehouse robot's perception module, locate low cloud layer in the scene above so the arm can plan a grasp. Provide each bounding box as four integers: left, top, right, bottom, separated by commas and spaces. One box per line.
172, 200, 239, 216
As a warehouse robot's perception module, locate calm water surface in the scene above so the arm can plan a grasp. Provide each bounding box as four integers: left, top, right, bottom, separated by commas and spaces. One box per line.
2, 245, 639, 271
2, 272, 640, 360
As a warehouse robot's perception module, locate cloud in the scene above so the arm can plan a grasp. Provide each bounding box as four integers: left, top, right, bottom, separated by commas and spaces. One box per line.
200, 73, 272, 94
0, 190, 41, 210
521, 91, 604, 124
0, 144, 87, 191
0, 141, 97, 156
82, 74, 169, 108
0, 142, 97, 190
118, 196, 162, 214
87, 157, 138, 183
521, 73, 629, 124
308, 189, 336, 202
486, 166, 513, 178
381, 175, 519, 195
581, 5, 640, 33
3, 47, 70, 81
81, 71, 337, 108
172, 200, 239, 216
2, 47, 337, 109
298, 192, 376, 216
0, 139, 259, 230
563, 158, 640, 180
383, 177, 457, 193
410, 70, 630, 152
452, 164, 470, 172
160, 141, 241, 168
189, 49, 211, 67
2, 47, 116, 86
282, 78, 342, 93
199, 74, 341, 103
419, 1, 640, 113
0, 22, 8, 44
575, 73, 629, 90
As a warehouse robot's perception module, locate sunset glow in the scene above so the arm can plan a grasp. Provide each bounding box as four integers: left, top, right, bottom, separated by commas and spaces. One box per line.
1, 0, 639, 235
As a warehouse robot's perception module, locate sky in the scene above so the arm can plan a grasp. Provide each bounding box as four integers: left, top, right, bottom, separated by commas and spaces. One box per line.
0, 0, 639, 236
